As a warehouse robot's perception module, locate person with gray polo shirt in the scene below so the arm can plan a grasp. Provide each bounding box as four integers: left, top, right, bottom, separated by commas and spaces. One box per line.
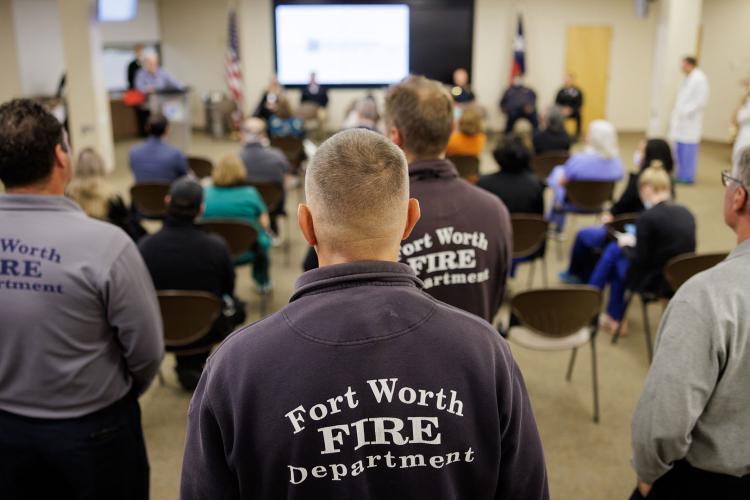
630, 147, 750, 500
0, 99, 164, 500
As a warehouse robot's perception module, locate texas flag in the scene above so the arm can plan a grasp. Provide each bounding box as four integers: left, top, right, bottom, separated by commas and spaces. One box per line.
510, 15, 525, 82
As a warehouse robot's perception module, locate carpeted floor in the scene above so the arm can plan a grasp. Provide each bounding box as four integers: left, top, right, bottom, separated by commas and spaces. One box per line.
110, 131, 735, 499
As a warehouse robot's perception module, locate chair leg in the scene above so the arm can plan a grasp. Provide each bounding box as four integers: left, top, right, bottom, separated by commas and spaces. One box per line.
527, 261, 536, 288
158, 369, 165, 386
284, 215, 291, 266
591, 335, 600, 423
541, 257, 548, 287
641, 296, 654, 363
566, 348, 578, 381
259, 294, 268, 317
611, 292, 633, 345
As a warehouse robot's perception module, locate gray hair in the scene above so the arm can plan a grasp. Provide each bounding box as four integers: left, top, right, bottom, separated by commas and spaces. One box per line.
545, 105, 566, 133
736, 146, 750, 187
587, 120, 619, 159
306, 128, 408, 242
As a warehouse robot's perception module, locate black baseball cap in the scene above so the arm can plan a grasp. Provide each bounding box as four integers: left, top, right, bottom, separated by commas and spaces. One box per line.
168, 177, 203, 217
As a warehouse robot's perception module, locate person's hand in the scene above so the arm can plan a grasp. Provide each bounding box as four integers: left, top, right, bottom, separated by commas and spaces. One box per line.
637, 480, 652, 497
600, 212, 613, 224
558, 176, 569, 187
617, 233, 636, 248
561, 105, 573, 117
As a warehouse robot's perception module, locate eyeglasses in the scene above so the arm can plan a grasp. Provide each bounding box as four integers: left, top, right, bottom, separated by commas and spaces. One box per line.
721, 170, 747, 191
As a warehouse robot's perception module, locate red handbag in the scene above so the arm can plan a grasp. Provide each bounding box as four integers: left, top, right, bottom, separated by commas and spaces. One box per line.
123, 89, 146, 106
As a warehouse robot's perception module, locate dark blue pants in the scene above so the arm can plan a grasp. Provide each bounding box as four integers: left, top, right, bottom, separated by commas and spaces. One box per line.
588, 241, 630, 320
568, 226, 609, 282
0, 392, 149, 500
629, 460, 750, 500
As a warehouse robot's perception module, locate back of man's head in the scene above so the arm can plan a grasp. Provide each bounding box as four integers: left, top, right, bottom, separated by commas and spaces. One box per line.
147, 114, 168, 138
305, 129, 410, 253
167, 177, 203, 220
0, 99, 65, 189
385, 75, 454, 161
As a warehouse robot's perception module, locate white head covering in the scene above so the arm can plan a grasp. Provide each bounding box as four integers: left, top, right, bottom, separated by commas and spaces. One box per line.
587, 119, 619, 159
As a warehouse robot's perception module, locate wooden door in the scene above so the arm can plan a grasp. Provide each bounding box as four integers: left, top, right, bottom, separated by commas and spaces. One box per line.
565, 26, 612, 136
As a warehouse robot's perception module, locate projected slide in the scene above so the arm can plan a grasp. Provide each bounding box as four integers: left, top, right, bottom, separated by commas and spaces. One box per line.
275, 4, 410, 86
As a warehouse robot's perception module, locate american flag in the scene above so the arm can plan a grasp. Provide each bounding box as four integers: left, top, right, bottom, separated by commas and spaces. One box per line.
225, 9, 245, 112
509, 15, 525, 83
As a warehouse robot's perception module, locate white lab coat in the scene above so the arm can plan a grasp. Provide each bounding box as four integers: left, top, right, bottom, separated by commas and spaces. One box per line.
733, 96, 750, 164
669, 68, 710, 144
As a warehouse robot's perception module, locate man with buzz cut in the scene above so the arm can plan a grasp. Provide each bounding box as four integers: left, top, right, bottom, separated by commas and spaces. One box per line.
0, 99, 163, 499
180, 129, 548, 500
385, 75, 513, 323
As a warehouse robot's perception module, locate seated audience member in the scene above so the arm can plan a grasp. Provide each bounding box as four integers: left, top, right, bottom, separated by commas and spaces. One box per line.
630, 148, 750, 500
387, 75, 513, 323
512, 118, 535, 153
300, 71, 328, 108
477, 135, 544, 215
129, 114, 189, 183
0, 99, 163, 499
547, 119, 625, 231
533, 106, 571, 154
180, 129, 549, 500
139, 178, 244, 391
268, 96, 305, 139
500, 76, 538, 132
342, 97, 380, 132
67, 147, 146, 241
561, 138, 674, 283
253, 74, 285, 122
203, 154, 272, 293
451, 67, 476, 104
240, 117, 291, 234
587, 165, 695, 334
446, 105, 487, 157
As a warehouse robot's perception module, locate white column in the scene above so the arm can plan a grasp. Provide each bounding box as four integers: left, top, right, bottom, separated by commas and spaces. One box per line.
647, 0, 703, 137
0, 0, 22, 103
237, 0, 274, 117
57, 0, 115, 172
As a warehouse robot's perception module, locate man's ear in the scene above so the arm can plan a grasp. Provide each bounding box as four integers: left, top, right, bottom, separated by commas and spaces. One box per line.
389, 126, 403, 148
733, 186, 748, 213
402, 198, 421, 240
298, 203, 318, 246
164, 195, 171, 208
53, 143, 70, 175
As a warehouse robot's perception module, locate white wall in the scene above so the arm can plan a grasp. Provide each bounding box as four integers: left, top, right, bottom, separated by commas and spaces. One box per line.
12, 0, 66, 96
699, 0, 750, 143
0, 0, 21, 102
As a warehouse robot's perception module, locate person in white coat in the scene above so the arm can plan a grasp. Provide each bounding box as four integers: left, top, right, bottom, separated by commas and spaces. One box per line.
670, 56, 709, 184
732, 79, 750, 165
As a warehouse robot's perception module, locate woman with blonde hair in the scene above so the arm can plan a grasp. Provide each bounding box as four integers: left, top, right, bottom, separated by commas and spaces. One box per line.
66, 147, 145, 240
203, 154, 272, 292
587, 163, 696, 334
446, 105, 487, 157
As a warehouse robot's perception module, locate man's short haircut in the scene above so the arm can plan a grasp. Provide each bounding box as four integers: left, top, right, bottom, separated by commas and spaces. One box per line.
147, 114, 168, 137
493, 135, 531, 174
385, 75, 454, 160
683, 56, 698, 66
735, 146, 750, 188
0, 99, 65, 188
306, 129, 409, 243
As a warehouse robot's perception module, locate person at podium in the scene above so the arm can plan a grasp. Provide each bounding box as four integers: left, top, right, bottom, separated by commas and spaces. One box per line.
134, 53, 184, 94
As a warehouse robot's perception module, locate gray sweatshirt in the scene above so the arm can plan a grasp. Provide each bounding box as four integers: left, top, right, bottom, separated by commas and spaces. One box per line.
631, 239, 750, 483
0, 194, 164, 419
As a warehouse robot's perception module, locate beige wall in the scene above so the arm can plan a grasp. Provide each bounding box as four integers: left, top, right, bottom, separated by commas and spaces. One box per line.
474, 0, 657, 134
700, 0, 750, 143
0, 0, 21, 102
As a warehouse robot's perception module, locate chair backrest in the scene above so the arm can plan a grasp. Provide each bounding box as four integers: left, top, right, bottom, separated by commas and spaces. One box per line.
531, 151, 569, 180
605, 213, 639, 235
188, 156, 213, 179
664, 252, 728, 291
270, 136, 305, 168
566, 181, 615, 212
198, 219, 259, 259
157, 290, 222, 348
511, 286, 601, 338
129, 182, 170, 218
447, 155, 480, 183
249, 182, 283, 213
511, 214, 549, 258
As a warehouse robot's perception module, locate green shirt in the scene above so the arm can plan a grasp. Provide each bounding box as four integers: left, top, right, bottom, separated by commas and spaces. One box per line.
203, 185, 271, 251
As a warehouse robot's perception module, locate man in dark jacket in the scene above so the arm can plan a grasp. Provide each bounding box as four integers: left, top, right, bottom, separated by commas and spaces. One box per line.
138, 178, 243, 390
180, 129, 548, 500
555, 73, 584, 139
500, 76, 538, 132
386, 75, 513, 323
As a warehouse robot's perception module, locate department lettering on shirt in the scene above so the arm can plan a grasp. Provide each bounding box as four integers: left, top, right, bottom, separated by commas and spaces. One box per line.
283, 378, 474, 485
401, 226, 490, 290
0, 238, 64, 294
